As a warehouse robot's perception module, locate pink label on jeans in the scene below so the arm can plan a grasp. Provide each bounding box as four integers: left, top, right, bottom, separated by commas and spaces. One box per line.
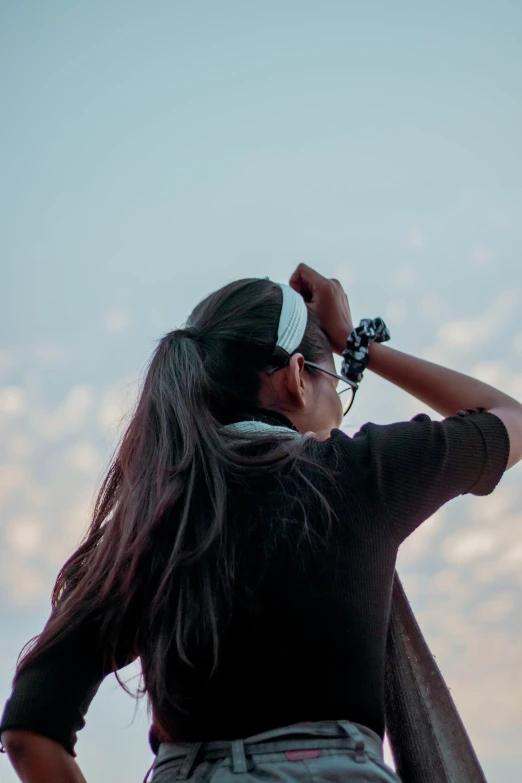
285, 749, 322, 761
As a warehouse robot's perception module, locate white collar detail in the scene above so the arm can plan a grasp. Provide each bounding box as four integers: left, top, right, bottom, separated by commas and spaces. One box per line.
222, 420, 302, 438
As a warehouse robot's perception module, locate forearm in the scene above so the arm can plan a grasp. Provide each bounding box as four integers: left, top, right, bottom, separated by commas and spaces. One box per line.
1, 731, 87, 783
368, 342, 522, 418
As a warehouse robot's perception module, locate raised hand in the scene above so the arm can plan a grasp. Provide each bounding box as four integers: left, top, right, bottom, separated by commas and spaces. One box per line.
289, 263, 353, 355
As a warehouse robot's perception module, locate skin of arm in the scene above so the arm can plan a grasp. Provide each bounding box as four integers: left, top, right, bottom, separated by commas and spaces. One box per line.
1, 730, 88, 783
368, 341, 522, 470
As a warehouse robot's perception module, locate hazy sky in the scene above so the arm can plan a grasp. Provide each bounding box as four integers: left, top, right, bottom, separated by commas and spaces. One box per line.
1, 2, 522, 781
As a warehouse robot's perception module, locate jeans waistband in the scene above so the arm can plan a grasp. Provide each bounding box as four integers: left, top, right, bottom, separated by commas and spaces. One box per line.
154, 720, 384, 780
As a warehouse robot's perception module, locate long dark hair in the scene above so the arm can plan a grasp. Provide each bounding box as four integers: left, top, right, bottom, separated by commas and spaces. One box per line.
14, 278, 336, 740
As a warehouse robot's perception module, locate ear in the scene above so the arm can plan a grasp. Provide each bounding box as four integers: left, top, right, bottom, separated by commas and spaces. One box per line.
284, 353, 307, 408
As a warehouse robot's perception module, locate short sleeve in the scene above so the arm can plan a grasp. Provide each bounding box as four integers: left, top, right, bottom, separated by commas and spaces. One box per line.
0, 615, 133, 757
345, 409, 510, 544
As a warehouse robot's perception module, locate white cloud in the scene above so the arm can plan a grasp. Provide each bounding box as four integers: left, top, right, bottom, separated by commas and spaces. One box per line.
469, 244, 492, 268
396, 571, 428, 597
437, 626, 522, 756
0, 386, 26, 415
437, 318, 486, 349
398, 509, 445, 562
442, 529, 496, 565
467, 485, 518, 526
7, 434, 34, 459
0, 463, 28, 500
384, 299, 407, 324
405, 227, 424, 247
44, 539, 74, 568
418, 292, 452, 324
486, 209, 511, 227
98, 381, 138, 434
105, 308, 128, 333
0, 555, 49, 607
503, 542, 522, 565
33, 340, 69, 366
0, 349, 15, 376
411, 568, 476, 609
60, 494, 95, 550
436, 289, 518, 349
394, 264, 418, 289
25, 484, 49, 509
470, 515, 522, 585
468, 359, 509, 387
508, 374, 522, 402
66, 441, 102, 473
35, 384, 95, 439
65, 384, 94, 418
432, 568, 466, 596
5, 514, 45, 557
512, 333, 522, 357
474, 592, 515, 622
332, 262, 357, 288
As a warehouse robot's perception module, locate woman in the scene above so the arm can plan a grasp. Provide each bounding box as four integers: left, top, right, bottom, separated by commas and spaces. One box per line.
1, 264, 520, 783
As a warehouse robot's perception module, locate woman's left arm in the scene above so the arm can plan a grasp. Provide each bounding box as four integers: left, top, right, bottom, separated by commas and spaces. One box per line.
1, 614, 138, 779
1, 729, 88, 783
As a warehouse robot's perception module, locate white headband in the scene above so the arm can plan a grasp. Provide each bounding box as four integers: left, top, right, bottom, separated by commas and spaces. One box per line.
274, 283, 308, 359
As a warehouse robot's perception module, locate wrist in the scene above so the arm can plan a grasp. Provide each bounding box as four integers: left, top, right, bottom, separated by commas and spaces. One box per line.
333, 329, 353, 355
367, 340, 385, 367
341, 318, 391, 383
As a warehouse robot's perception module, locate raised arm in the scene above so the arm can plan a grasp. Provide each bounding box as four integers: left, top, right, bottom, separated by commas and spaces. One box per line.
368, 341, 522, 470
289, 262, 522, 472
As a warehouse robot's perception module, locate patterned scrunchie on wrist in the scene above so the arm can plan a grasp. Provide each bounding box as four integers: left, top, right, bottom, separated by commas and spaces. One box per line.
341, 317, 391, 384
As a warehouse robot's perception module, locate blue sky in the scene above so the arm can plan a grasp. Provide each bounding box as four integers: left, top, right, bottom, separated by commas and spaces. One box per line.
1, 2, 522, 781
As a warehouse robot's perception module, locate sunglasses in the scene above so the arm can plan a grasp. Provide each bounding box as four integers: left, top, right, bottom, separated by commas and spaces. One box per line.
267, 360, 358, 416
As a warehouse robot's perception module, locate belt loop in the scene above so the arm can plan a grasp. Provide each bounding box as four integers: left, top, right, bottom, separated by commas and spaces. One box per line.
337, 721, 367, 764
231, 739, 248, 774
176, 741, 203, 779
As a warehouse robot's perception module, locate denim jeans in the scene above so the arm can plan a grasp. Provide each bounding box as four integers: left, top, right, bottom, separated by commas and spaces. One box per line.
147, 719, 402, 783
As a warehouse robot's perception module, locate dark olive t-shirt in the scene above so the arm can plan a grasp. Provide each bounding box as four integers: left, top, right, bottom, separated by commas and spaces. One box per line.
0, 408, 510, 757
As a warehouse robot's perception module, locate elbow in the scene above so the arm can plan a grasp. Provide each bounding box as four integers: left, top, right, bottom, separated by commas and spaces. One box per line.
1, 728, 42, 758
